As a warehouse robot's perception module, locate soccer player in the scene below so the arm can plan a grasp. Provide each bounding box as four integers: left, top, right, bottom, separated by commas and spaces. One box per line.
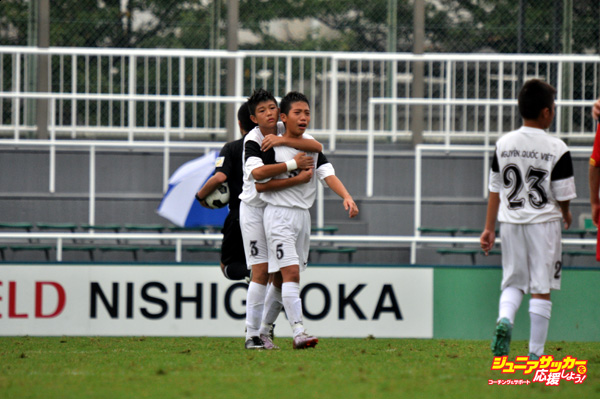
592, 98, 600, 121
480, 79, 576, 360
589, 99, 600, 260
195, 102, 257, 281
240, 89, 323, 350
256, 91, 359, 349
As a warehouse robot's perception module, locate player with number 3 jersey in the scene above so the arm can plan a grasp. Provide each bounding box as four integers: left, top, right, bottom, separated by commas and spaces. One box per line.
240, 89, 322, 350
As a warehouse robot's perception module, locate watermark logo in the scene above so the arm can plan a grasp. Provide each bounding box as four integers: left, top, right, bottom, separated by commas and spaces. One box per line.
489, 355, 587, 386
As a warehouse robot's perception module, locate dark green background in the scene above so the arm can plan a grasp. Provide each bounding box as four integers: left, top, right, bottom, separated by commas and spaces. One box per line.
434, 267, 600, 341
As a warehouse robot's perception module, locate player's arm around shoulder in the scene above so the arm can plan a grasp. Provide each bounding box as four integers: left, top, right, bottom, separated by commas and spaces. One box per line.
323, 175, 359, 218
252, 152, 315, 181
261, 134, 323, 153
255, 169, 314, 193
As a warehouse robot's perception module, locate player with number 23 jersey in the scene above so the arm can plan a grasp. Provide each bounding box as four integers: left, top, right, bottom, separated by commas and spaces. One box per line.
490, 126, 576, 223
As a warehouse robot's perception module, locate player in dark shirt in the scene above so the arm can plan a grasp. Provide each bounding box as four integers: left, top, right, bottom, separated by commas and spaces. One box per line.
195, 102, 257, 280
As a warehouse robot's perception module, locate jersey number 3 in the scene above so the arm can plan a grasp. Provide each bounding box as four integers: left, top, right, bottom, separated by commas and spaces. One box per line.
502, 164, 549, 210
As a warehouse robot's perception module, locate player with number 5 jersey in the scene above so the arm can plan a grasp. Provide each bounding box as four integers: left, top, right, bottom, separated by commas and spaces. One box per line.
240, 89, 323, 350
256, 91, 359, 349
481, 79, 576, 361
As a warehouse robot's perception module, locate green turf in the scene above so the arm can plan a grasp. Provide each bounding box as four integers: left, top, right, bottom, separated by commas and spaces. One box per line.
0, 337, 598, 399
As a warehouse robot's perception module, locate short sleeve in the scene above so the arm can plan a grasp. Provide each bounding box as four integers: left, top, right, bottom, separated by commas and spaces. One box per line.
316, 153, 335, 181
216, 143, 232, 177
488, 149, 501, 192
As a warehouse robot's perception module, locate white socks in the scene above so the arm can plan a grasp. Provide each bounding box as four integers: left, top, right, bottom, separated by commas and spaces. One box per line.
497, 288, 552, 356
259, 284, 283, 336
245, 282, 267, 339
529, 298, 552, 356
498, 287, 524, 325
282, 282, 304, 337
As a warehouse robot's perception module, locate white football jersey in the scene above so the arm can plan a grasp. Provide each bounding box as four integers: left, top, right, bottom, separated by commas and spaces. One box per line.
239, 121, 286, 208
489, 126, 576, 224
259, 135, 335, 210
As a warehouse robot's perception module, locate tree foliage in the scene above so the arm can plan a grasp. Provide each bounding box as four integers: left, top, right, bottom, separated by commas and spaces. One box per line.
0, 0, 598, 54
0, 0, 218, 49
434, 0, 599, 53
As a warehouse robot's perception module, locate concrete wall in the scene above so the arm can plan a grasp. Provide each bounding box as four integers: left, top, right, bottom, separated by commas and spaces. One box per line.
0, 145, 595, 266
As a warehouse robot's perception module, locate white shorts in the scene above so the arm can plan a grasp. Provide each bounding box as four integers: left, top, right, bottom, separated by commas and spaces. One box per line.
239, 201, 269, 268
500, 221, 562, 294
264, 205, 311, 273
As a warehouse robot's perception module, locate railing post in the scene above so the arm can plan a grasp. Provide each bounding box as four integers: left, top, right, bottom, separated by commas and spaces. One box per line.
391, 60, 398, 143
49, 98, 56, 193
286, 54, 292, 94
89, 145, 96, 227
556, 61, 563, 138
179, 56, 185, 139
176, 238, 182, 263
128, 55, 136, 142
366, 99, 375, 197
411, 145, 423, 265
14, 54, 21, 141
234, 54, 244, 139
71, 55, 77, 138
56, 237, 63, 262
497, 61, 504, 138
444, 60, 452, 147
164, 100, 171, 193
329, 57, 338, 151
316, 180, 324, 231
483, 102, 491, 199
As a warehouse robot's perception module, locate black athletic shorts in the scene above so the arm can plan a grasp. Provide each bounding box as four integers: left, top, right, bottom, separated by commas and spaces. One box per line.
220, 209, 246, 266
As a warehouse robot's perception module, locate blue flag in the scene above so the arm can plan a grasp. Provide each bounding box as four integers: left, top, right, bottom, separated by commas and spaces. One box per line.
157, 151, 228, 227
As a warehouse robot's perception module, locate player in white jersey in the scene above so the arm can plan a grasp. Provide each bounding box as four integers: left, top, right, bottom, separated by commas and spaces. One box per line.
256, 91, 359, 349
240, 89, 323, 350
480, 79, 576, 360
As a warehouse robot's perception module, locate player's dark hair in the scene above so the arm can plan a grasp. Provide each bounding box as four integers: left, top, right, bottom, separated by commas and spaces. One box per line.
280, 91, 310, 116
246, 89, 277, 116
237, 102, 257, 134
518, 79, 556, 120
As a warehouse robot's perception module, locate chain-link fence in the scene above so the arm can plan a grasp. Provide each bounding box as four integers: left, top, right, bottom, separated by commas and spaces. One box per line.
1, 1, 598, 54
1, 1, 599, 142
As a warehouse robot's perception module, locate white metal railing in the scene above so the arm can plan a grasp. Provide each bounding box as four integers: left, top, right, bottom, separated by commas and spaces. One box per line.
0, 139, 222, 227
3, 141, 590, 264
2, 47, 600, 146
366, 97, 597, 198
0, 91, 248, 141
0, 232, 595, 264
326, 52, 600, 149
0, 133, 326, 230
411, 144, 593, 264
1, 47, 245, 140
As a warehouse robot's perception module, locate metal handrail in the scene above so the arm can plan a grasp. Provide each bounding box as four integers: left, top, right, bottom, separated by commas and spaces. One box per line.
0, 232, 595, 264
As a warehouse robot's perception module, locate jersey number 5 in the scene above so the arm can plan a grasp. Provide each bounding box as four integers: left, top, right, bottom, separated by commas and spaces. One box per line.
503, 164, 549, 210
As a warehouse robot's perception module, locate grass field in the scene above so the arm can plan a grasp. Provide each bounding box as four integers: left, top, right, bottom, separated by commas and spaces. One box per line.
0, 337, 598, 399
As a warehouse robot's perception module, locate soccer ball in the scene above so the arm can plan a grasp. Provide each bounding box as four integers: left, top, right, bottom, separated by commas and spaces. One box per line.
205, 182, 230, 209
